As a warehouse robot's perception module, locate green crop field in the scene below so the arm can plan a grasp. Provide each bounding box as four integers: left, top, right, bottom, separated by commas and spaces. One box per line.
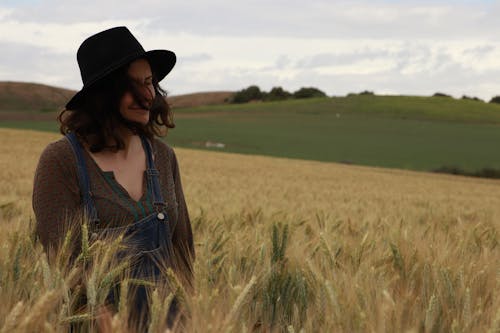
0, 121, 58, 133
2, 95, 500, 172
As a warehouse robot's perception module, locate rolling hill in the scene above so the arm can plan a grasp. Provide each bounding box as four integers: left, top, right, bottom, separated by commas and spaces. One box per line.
0, 81, 233, 115
0, 81, 75, 112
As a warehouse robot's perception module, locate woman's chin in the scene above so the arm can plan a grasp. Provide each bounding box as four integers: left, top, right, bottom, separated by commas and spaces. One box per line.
125, 114, 150, 126
137, 117, 150, 125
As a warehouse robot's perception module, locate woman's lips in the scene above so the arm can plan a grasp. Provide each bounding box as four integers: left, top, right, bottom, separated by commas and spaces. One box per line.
130, 107, 149, 112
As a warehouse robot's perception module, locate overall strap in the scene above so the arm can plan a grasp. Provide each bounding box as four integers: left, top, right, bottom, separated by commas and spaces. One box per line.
140, 136, 166, 212
66, 132, 100, 226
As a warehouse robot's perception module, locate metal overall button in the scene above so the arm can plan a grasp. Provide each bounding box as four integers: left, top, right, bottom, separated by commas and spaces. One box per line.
157, 212, 165, 220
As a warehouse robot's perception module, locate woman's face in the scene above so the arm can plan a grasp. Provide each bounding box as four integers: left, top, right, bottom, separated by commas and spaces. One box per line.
119, 58, 155, 125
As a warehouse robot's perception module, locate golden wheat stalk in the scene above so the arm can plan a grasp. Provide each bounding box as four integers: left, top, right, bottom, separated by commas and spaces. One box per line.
60, 314, 91, 323
18, 290, 61, 332
148, 289, 175, 333
80, 223, 89, 263
223, 275, 257, 332
56, 225, 74, 270
87, 273, 97, 310
487, 305, 500, 333
425, 294, 439, 332
166, 268, 187, 303
118, 278, 129, 317
324, 279, 341, 321
463, 287, 472, 328
40, 255, 52, 289
0, 301, 24, 333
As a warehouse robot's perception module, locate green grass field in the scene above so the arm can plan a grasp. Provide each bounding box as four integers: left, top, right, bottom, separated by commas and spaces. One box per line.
2, 95, 500, 172
0, 121, 58, 132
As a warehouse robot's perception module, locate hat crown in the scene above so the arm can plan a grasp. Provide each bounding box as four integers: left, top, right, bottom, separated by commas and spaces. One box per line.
66, 26, 176, 110
77, 26, 145, 86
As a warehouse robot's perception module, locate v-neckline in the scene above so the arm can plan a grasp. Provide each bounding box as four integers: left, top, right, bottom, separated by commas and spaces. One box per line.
82, 147, 149, 204
102, 170, 148, 204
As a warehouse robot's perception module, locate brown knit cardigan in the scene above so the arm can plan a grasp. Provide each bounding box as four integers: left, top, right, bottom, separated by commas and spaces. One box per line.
32, 136, 195, 282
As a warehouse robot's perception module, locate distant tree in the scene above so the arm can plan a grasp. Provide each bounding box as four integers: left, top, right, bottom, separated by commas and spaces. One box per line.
347, 90, 374, 97
489, 96, 500, 104
293, 87, 327, 99
264, 86, 292, 101
461, 95, 483, 102
433, 92, 452, 98
231, 85, 264, 103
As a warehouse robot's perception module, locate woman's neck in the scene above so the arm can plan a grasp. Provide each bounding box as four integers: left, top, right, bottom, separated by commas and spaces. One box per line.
117, 127, 134, 151
113, 127, 140, 159
87, 127, 140, 159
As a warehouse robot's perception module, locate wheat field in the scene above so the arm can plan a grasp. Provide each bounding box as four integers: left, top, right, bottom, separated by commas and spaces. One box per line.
0, 128, 498, 332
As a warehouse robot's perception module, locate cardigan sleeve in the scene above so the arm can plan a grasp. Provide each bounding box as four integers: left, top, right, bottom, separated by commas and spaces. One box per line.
167, 146, 195, 287
32, 139, 81, 258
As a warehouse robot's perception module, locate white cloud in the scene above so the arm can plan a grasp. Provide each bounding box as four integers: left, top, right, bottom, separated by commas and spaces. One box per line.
1, 1, 500, 99
0, 19, 148, 53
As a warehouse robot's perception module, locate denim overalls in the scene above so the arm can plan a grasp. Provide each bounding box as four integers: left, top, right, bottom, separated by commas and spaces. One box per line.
66, 132, 177, 327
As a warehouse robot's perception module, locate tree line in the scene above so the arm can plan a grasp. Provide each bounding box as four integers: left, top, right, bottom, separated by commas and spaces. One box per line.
231, 85, 326, 103
231, 85, 500, 105
432, 92, 500, 104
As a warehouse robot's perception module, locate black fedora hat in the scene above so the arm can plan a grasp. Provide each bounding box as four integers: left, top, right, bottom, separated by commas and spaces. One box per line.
66, 26, 176, 110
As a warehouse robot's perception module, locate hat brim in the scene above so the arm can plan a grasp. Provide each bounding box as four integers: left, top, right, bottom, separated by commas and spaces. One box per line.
65, 49, 176, 110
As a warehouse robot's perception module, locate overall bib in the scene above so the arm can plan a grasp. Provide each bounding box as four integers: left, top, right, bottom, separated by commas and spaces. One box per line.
66, 132, 177, 328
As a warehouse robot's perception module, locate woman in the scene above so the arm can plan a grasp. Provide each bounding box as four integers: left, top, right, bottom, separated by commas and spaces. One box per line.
32, 26, 194, 329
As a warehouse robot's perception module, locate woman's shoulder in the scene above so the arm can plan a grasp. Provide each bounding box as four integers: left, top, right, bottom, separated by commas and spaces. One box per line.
151, 137, 179, 169
39, 136, 74, 160
151, 137, 175, 158
34, 136, 79, 179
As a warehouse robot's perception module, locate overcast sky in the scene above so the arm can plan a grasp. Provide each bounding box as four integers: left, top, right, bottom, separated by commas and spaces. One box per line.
1, 0, 500, 100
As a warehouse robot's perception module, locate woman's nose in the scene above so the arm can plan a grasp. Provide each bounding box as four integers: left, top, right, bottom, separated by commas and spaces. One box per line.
140, 84, 155, 103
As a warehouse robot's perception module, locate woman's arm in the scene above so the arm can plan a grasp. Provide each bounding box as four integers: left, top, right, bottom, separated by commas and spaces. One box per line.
32, 140, 81, 260
169, 148, 195, 287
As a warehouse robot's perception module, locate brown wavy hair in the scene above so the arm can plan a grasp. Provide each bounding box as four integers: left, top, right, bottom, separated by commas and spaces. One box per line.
59, 59, 175, 152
